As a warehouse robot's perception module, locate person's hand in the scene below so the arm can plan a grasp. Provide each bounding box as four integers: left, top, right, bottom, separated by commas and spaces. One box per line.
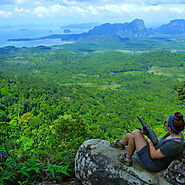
147, 138, 151, 143
147, 138, 154, 146
141, 127, 148, 135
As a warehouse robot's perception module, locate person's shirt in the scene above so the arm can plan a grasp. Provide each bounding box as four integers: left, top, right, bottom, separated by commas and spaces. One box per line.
151, 132, 184, 172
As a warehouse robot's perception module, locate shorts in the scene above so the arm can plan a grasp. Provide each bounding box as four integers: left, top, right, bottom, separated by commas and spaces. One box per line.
137, 144, 153, 172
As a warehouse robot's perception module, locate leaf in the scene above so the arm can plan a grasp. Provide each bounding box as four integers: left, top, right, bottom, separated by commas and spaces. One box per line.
56, 164, 70, 176
2, 176, 11, 180
50, 168, 55, 178
29, 167, 40, 173
17, 171, 30, 178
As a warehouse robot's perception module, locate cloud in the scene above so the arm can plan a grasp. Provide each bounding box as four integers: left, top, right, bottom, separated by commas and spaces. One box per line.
16, 0, 29, 4
95, 0, 185, 5
33, 6, 49, 17
30, 4, 66, 17
169, 7, 184, 13
61, 0, 77, 5
14, 7, 32, 14
144, 0, 185, 5
11, 1, 184, 19
34, 1, 42, 6
0, 10, 12, 17
0, 0, 184, 27
86, 6, 98, 15
141, 5, 162, 12
98, 4, 135, 14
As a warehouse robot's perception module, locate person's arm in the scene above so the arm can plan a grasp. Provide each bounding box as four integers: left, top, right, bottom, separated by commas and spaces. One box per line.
147, 139, 165, 159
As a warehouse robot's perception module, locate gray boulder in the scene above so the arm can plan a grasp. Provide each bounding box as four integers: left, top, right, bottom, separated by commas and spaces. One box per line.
75, 139, 184, 185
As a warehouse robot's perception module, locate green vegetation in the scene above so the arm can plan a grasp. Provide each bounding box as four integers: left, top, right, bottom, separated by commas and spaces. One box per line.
0, 46, 185, 184
60, 34, 185, 52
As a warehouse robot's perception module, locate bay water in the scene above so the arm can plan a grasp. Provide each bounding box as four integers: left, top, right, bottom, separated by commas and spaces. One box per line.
0, 25, 88, 48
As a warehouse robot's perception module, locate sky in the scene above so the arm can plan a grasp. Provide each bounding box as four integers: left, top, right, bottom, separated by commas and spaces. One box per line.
0, 0, 185, 28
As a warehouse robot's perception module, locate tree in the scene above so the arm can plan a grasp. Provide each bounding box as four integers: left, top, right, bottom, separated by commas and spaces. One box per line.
174, 82, 185, 101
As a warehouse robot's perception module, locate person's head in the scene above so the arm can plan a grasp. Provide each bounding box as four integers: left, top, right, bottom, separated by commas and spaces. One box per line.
164, 112, 185, 134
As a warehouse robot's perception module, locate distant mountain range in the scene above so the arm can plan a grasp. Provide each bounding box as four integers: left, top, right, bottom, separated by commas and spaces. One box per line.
88, 19, 148, 37
87, 19, 185, 36
8, 19, 185, 42
155, 19, 185, 35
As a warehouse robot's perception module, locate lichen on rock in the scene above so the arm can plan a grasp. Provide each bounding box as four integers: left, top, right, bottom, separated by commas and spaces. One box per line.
75, 139, 184, 185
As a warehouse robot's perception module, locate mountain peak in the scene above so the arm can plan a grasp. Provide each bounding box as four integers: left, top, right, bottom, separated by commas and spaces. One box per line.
156, 19, 185, 34
88, 19, 147, 36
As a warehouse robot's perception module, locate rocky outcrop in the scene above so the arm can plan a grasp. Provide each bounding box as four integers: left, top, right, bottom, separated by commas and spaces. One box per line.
88, 19, 148, 36
75, 139, 185, 185
155, 19, 185, 35
162, 146, 185, 184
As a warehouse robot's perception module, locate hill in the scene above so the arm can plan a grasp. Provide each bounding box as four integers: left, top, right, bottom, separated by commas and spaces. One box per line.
155, 19, 185, 35
88, 19, 148, 36
7, 19, 185, 53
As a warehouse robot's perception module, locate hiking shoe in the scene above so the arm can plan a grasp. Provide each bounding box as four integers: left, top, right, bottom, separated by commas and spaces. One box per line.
110, 140, 125, 150
118, 153, 132, 166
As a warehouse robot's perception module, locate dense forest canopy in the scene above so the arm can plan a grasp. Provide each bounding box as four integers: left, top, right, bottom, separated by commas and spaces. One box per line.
0, 46, 185, 184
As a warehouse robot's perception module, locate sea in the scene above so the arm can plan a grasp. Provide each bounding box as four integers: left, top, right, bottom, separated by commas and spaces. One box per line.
0, 25, 88, 48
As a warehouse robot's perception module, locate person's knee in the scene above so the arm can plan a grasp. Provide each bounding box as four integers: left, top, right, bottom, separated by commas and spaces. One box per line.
126, 133, 132, 138
132, 129, 142, 137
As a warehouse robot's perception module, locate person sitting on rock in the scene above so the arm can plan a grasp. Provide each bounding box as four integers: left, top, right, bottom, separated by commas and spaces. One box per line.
110, 112, 184, 172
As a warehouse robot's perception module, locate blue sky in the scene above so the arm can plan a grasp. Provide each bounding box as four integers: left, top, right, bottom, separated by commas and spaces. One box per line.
0, 0, 185, 27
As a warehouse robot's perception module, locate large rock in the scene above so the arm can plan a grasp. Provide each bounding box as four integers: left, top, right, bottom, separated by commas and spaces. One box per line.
75, 139, 185, 185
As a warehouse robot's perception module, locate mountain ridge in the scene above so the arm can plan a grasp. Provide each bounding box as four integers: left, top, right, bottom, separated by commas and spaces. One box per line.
8, 19, 185, 43
87, 18, 185, 36
155, 19, 185, 34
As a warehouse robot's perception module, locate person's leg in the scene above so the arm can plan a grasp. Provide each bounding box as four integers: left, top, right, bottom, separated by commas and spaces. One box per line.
120, 130, 148, 159
132, 129, 148, 152
126, 133, 136, 158
119, 133, 132, 146
118, 133, 135, 166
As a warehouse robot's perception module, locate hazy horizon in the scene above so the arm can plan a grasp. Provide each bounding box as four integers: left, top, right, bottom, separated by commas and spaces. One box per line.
0, 0, 185, 28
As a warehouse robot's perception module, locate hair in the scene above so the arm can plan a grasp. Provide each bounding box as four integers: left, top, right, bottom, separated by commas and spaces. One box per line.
173, 112, 185, 133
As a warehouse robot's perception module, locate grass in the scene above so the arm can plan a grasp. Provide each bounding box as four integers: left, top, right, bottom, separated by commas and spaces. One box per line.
148, 66, 185, 81
61, 82, 121, 90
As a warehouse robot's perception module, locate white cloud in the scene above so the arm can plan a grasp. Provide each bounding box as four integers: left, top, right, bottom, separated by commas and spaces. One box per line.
142, 5, 162, 12
87, 6, 98, 15
120, 4, 135, 12
104, 4, 120, 12
50, 4, 65, 13
34, 1, 42, 6
33, 6, 50, 17
0, 0, 184, 26
61, 0, 77, 5
16, 0, 28, 4
143, 0, 185, 5
98, 4, 135, 14
71, 6, 84, 13
11, 2, 185, 19
0, 10, 12, 18
32, 4, 66, 17
169, 7, 184, 13
14, 7, 24, 13
115, 0, 185, 5
14, 7, 32, 14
